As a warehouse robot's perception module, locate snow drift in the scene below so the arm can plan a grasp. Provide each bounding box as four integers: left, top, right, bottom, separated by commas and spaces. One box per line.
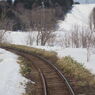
0, 49, 28, 95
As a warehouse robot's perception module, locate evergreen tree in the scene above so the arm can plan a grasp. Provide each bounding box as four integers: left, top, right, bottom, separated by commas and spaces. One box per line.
14, 0, 35, 9
7, 0, 12, 5
14, 0, 74, 9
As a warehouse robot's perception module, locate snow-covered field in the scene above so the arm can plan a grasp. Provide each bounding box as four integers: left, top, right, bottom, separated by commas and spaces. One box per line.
0, 48, 28, 95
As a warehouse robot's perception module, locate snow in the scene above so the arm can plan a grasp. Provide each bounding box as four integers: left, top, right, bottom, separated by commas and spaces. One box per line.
4, 31, 38, 46
0, 48, 28, 95
5, 32, 29, 45
58, 4, 95, 31
1, 4, 95, 75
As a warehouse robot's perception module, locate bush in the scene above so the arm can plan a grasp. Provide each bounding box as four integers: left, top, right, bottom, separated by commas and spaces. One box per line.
18, 57, 31, 77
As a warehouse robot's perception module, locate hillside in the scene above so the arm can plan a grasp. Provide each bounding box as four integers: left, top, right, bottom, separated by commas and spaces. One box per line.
58, 4, 95, 31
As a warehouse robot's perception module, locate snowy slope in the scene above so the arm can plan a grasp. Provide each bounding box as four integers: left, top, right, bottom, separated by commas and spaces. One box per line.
0, 49, 28, 95
58, 4, 95, 31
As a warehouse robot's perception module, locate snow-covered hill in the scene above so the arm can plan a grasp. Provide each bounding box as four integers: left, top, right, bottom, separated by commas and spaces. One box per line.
58, 4, 95, 31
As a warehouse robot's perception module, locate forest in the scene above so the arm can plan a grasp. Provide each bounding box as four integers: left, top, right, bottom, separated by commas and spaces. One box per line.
0, 0, 73, 31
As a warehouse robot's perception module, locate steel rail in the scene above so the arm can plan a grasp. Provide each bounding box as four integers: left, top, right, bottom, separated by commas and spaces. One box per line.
39, 69, 48, 95
36, 55, 75, 95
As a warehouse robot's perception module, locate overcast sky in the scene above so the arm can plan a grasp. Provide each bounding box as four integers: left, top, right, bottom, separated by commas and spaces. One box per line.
74, 0, 95, 4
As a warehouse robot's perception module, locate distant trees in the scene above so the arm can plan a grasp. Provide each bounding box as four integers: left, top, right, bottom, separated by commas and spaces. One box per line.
74, 2, 80, 4
7, 0, 12, 5
14, 0, 34, 9
0, 3, 15, 30
0, 0, 73, 31
0, 0, 73, 45
13, 0, 73, 19
14, 0, 73, 12
0, 3, 14, 43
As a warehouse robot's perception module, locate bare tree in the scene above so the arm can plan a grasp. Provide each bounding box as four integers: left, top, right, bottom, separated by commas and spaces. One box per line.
89, 7, 95, 31
26, 32, 36, 46
14, 3, 57, 46
60, 24, 95, 48
70, 25, 81, 48
0, 4, 14, 43
31, 8, 56, 46
46, 33, 56, 46
86, 7, 95, 62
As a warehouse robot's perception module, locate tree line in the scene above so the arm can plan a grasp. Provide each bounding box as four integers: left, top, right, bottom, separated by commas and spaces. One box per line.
0, 0, 73, 46
0, 0, 73, 31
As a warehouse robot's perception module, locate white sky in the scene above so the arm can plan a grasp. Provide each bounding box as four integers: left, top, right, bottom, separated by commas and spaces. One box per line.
74, 0, 95, 4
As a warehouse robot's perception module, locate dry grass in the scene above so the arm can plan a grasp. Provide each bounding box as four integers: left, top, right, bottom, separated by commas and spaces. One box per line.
57, 56, 95, 94
18, 57, 36, 95
0, 43, 58, 62
18, 57, 32, 77
57, 56, 95, 86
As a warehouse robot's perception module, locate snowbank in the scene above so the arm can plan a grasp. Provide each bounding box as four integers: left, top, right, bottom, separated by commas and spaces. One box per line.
0, 48, 28, 95
57, 48, 95, 74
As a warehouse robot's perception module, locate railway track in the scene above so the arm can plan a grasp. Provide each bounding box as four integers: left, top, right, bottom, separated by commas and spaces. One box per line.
2, 47, 75, 95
